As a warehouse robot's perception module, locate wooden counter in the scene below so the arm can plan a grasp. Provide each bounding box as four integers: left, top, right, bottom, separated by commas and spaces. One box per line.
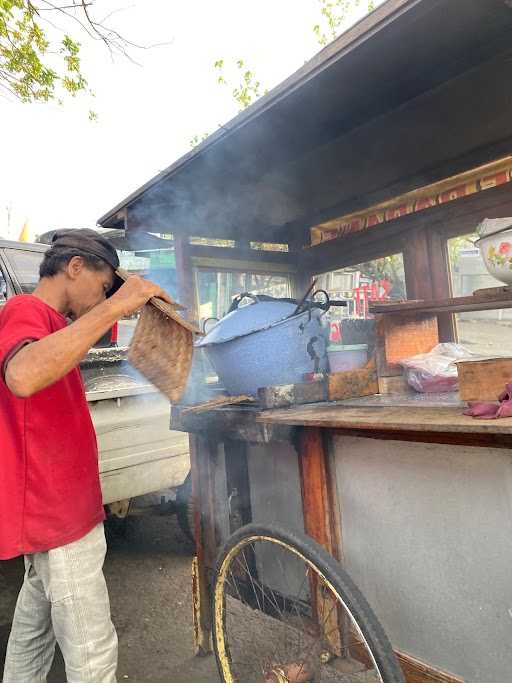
257, 403, 511, 433
178, 390, 512, 682
254, 394, 512, 448
174, 393, 512, 447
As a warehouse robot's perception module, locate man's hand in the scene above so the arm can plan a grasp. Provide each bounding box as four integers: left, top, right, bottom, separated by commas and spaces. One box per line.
5, 276, 174, 398
109, 275, 173, 318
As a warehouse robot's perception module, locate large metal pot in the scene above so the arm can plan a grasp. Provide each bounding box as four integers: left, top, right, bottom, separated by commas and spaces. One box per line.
195, 293, 330, 395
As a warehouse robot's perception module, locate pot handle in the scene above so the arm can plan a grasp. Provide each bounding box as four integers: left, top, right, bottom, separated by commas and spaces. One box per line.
292, 279, 317, 316
311, 289, 347, 311
227, 292, 259, 314
202, 317, 219, 334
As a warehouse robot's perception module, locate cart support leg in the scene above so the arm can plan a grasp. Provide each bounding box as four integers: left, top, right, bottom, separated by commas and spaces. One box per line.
298, 427, 340, 558
298, 427, 344, 657
189, 434, 217, 655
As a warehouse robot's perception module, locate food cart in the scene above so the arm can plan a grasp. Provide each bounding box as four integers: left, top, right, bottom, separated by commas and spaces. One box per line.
98, 1, 512, 680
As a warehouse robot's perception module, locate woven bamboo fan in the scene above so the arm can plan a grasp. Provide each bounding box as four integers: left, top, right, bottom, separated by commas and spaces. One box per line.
116, 269, 201, 402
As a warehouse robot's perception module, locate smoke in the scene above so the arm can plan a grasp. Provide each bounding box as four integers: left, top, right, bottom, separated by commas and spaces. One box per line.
112, 123, 315, 406
127, 129, 306, 244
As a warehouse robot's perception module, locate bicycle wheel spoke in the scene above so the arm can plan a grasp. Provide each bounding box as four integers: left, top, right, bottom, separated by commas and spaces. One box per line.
274, 551, 305, 658
226, 568, 245, 604
213, 528, 404, 683
240, 546, 263, 612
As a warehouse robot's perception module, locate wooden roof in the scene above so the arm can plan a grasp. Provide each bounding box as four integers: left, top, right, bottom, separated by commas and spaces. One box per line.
98, 0, 512, 244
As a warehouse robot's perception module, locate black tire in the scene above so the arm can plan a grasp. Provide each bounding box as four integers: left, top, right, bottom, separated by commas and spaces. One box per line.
176, 472, 195, 543
212, 523, 405, 683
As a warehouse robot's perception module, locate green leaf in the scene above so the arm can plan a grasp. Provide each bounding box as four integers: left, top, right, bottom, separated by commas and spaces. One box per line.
0, 2, 104, 116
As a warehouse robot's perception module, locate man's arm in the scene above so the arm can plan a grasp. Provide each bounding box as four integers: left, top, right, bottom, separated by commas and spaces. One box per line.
5, 276, 170, 398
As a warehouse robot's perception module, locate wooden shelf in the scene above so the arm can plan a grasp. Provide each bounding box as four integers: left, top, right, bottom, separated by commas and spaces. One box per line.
369, 286, 512, 316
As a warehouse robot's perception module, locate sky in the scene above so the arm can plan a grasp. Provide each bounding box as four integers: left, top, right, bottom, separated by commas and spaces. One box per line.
0, 0, 382, 241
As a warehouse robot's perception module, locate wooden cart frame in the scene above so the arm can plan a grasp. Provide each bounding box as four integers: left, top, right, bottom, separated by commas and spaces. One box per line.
98, 3, 512, 680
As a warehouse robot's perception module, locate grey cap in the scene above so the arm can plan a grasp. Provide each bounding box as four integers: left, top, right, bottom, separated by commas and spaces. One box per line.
51, 228, 123, 295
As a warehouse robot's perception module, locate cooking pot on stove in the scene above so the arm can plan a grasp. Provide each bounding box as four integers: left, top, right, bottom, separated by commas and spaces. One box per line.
195, 291, 340, 396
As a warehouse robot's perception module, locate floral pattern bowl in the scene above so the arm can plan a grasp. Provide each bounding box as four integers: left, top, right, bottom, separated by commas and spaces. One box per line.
476, 227, 512, 285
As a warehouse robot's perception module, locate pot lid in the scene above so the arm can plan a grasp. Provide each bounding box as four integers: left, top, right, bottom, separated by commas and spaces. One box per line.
196, 299, 299, 347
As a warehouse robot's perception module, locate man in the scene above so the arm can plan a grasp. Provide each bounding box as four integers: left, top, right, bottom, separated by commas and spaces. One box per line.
1, 229, 172, 682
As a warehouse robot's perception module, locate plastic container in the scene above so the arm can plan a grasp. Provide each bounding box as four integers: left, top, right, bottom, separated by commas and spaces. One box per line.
327, 344, 368, 372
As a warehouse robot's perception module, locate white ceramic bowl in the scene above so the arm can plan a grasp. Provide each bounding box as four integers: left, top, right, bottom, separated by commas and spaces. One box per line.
476, 227, 512, 285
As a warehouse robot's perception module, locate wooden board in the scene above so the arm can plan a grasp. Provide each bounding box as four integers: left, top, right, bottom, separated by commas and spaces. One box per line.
457, 357, 512, 401
257, 369, 378, 409
378, 374, 414, 395
350, 643, 469, 683
181, 395, 255, 415
172, 404, 294, 444
256, 404, 512, 435
473, 285, 512, 298
328, 368, 378, 401
397, 650, 470, 683
370, 286, 512, 316
258, 380, 327, 409
375, 313, 439, 376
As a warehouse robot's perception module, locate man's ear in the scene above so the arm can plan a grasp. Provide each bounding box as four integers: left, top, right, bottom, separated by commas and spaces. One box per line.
66, 256, 85, 281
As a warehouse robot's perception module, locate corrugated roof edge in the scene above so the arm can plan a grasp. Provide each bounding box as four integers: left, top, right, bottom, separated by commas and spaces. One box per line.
97, 0, 423, 229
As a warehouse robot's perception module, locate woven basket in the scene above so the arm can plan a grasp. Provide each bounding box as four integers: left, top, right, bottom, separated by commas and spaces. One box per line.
115, 268, 200, 402
128, 304, 194, 403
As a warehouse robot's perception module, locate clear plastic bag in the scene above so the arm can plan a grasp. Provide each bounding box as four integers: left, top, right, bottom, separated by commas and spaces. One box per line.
399, 343, 476, 393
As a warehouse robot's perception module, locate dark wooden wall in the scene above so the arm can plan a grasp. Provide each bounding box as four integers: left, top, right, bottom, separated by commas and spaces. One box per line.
298, 183, 512, 341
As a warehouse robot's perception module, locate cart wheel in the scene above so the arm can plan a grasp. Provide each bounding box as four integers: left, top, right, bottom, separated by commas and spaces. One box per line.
212, 523, 405, 683
176, 472, 195, 544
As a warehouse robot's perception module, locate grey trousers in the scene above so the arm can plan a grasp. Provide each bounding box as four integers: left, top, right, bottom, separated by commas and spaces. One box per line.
3, 524, 117, 682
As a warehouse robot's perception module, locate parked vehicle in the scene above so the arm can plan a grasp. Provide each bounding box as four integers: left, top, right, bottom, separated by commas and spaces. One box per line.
0, 239, 191, 522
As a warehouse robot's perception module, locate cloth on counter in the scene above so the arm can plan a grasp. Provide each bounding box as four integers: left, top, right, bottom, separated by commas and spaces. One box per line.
464, 382, 512, 419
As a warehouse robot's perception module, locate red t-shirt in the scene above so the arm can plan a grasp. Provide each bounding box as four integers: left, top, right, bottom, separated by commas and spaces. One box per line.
0, 295, 105, 560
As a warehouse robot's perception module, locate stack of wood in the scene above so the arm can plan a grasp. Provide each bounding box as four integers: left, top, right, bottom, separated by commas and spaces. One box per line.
257, 364, 378, 409
181, 364, 379, 414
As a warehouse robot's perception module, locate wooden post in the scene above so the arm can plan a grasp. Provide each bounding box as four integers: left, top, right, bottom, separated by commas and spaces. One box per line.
189, 434, 217, 655
298, 427, 340, 558
404, 226, 456, 343
289, 229, 314, 299
298, 427, 343, 656
403, 228, 434, 301
427, 230, 457, 342
174, 234, 198, 323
